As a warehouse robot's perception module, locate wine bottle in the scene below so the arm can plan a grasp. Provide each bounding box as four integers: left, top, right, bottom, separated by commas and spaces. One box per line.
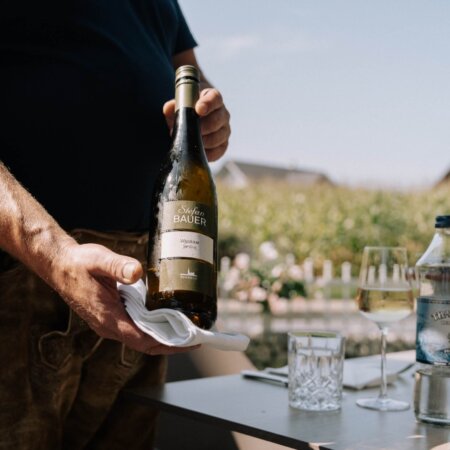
146, 65, 217, 330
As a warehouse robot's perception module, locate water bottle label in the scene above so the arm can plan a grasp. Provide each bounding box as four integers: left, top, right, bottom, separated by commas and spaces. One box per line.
416, 296, 450, 365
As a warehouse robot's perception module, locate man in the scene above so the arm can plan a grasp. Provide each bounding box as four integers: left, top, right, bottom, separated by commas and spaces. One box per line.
0, 1, 230, 448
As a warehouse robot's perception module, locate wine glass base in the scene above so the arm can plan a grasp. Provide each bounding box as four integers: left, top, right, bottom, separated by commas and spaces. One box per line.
356, 397, 410, 411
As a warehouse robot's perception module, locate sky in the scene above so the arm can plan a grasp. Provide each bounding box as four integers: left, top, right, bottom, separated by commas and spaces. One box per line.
179, 0, 450, 189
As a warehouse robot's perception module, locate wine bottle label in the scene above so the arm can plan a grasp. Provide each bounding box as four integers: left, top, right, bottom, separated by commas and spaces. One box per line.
161, 231, 213, 264
162, 201, 214, 236
157, 200, 216, 295
416, 296, 450, 365
159, 259, 214, 297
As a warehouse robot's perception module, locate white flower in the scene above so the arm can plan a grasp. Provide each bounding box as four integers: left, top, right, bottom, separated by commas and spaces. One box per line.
234, 252, 251, 271
236, 290, 249, 302
272, 280, 283, 292
271, 264, 284, 278
249, 286, 267, 302
220, 256, 231, 273
223, 267, 241, 291
288, 265, 303, 280
285, 253, 295, 266
259, 241, 278, 262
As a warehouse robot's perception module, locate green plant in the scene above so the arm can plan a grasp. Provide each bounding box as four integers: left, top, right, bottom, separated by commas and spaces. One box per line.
217, 181, 450, 271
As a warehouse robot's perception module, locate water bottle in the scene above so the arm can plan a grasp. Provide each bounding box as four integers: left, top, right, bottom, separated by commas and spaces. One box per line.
414, 215, 450, 424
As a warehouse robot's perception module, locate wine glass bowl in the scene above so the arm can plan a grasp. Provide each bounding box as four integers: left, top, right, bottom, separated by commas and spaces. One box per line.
355, 246, 414, 411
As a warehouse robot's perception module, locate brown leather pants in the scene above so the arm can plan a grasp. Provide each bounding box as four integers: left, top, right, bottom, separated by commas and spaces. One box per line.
0, 229, 166, 450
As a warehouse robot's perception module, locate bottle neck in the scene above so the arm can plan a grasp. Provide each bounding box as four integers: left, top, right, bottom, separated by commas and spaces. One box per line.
175, 78, 199, 110
436, 227, 450, 258
171, 73, 208, 164
417, 227, 450, 266
171, 106, 206, 163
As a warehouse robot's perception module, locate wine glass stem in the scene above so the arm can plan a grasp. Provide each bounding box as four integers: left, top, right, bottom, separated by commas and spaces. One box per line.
379, 326, 389, 400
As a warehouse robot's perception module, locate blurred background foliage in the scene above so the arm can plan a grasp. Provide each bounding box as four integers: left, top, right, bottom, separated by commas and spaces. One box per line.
217, 181, 450, 272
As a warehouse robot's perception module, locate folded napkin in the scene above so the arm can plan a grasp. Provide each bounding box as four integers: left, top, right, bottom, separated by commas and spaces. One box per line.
265, 350, 415, 390
119, 280, 250, 352
342, 352, 415, 390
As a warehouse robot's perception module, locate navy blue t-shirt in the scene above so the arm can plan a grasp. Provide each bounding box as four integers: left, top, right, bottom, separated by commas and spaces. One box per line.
0, 0, 197, 231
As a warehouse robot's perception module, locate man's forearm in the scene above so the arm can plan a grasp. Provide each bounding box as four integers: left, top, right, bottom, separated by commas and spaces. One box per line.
0, 162, 76, 282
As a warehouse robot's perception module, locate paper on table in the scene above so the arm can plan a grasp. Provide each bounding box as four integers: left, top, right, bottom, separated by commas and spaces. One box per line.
266, 351, 415, 390
342, 352, 415, 390
119, 280, 250, 352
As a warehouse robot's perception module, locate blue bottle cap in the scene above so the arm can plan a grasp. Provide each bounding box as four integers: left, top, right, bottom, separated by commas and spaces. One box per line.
435, 215, 450, 228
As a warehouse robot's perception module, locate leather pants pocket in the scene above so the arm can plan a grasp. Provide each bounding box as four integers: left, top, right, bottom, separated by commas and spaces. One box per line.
38, 329, 73, 371
120, 344, 143, 368
38, 309, 105, 371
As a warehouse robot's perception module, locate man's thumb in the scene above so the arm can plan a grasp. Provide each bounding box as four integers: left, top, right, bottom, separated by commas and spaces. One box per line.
120, 261, 142, 283
84, 244, 144, 283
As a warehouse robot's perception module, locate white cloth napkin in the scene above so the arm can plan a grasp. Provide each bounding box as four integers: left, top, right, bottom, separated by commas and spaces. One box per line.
342, 351, 415, 390
119, 280, 250, 351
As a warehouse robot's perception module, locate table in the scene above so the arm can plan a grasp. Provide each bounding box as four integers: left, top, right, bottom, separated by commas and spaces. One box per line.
124, 362, 450, 450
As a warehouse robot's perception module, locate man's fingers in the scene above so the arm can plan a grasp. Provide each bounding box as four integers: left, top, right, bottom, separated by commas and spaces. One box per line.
91, 256, 142, 284
196, 88, 223, 116
110, 308, 199, 356
114, 313, 164, 353
163, 99, 176, 131
205, 143, 228, 162
83, 245, 143, 284
147, 344, 201, 356
202, 126, 229, 149
200, 107, 230, 136
117, 320, 201, 356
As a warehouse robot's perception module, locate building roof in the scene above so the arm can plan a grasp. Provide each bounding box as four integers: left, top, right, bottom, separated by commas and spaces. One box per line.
435, 168, 450, 188
214, 160, 333, 187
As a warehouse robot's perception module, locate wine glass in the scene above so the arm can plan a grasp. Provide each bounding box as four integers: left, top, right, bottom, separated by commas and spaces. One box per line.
355, 246, 414, 411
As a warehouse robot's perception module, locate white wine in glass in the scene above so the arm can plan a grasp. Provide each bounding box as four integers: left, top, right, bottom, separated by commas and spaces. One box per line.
355, 246, 414, 411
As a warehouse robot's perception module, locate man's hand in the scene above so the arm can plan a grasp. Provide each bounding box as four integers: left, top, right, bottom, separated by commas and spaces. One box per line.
163, 87, 231, 162
0, 162, 197, 356
49, 241, 198, 356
